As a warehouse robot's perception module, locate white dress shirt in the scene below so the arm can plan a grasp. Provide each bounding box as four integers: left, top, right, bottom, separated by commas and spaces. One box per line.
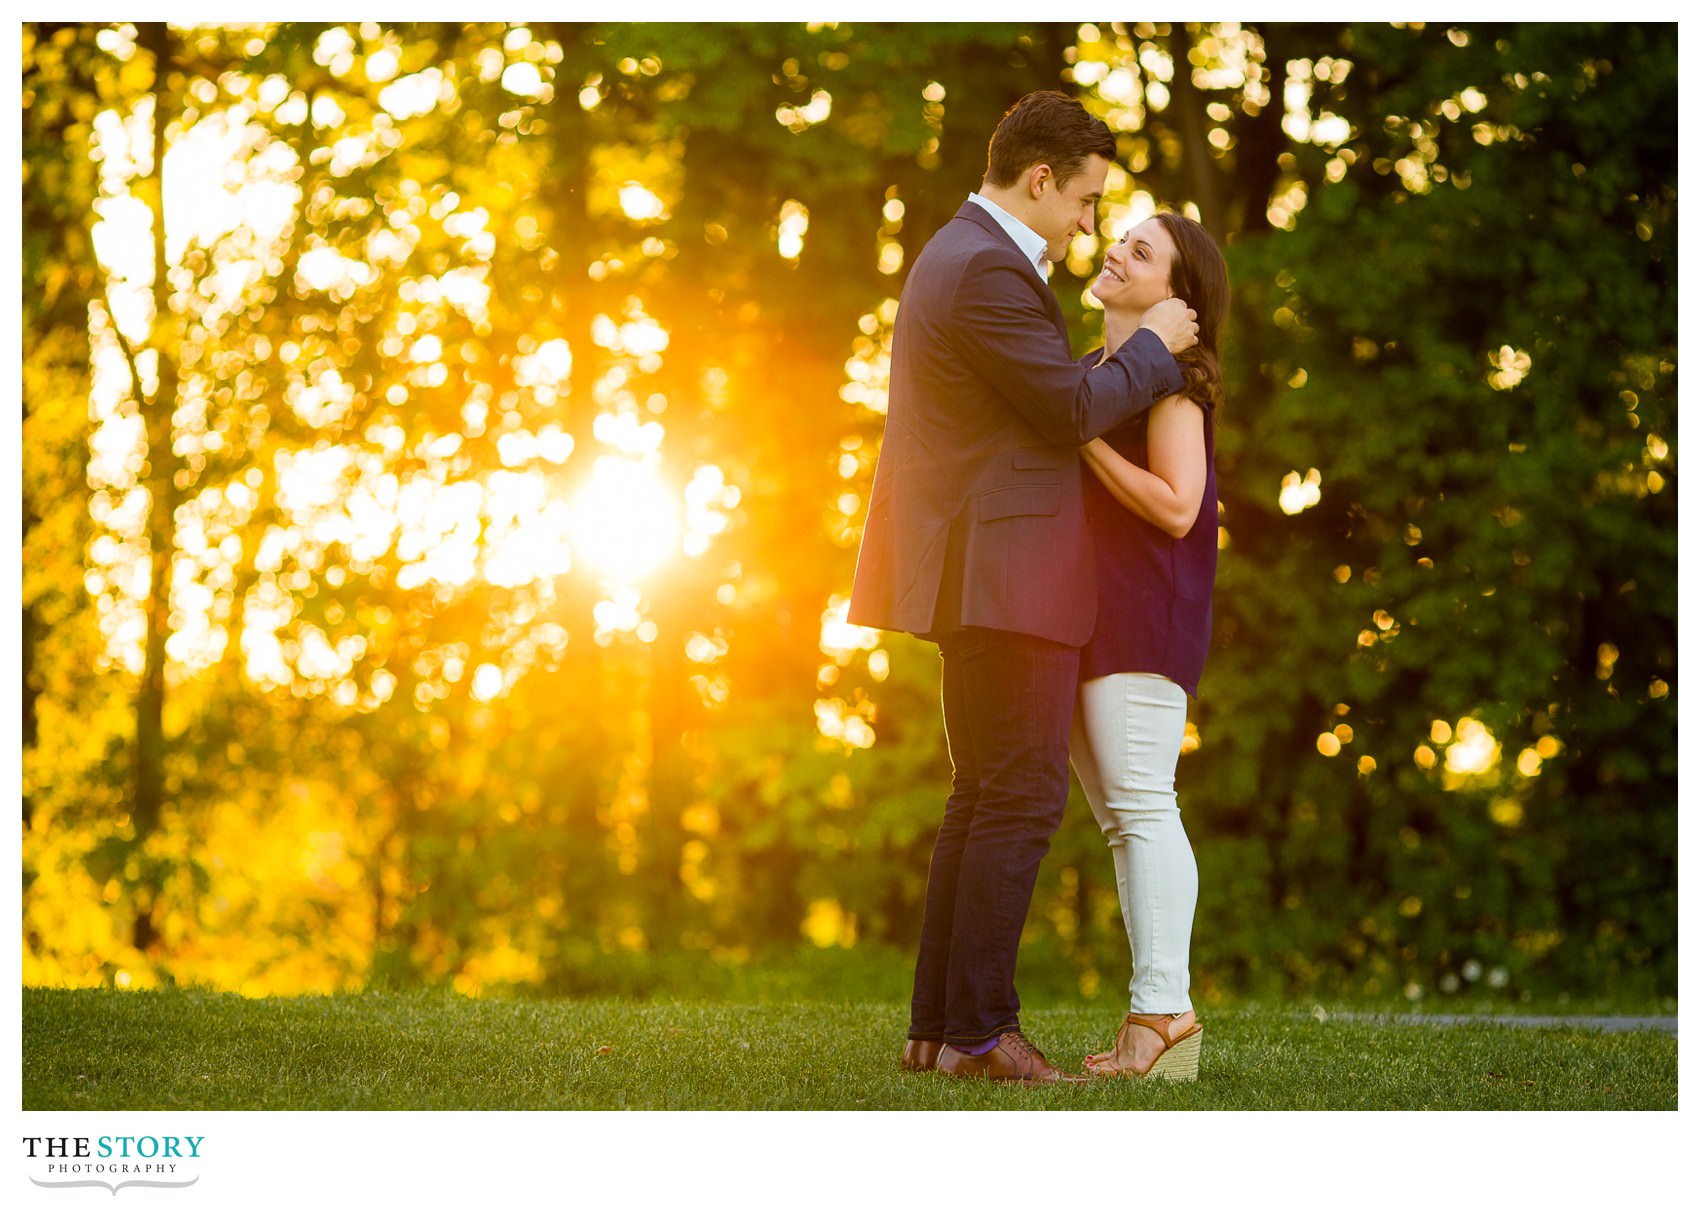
967, 192, 1050, 278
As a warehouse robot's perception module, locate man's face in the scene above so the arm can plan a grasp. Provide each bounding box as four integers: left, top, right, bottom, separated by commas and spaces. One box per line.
1032, 153, 1110, 262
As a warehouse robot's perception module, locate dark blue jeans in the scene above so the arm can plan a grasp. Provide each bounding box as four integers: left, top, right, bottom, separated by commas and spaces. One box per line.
909, 627, 1080, 1045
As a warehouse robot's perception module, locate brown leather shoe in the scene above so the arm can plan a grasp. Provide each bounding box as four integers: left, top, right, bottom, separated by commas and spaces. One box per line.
937, 1031, 1084, 1085
900, 1038, 944, 1072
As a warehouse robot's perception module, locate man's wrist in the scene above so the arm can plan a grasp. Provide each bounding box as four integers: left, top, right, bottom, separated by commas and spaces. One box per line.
1128, 325, 1170, 357
1125, 327, 1185, 392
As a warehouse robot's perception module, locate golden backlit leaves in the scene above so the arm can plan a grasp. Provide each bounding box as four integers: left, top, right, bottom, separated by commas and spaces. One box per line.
1443, 718, 1499, 775
1316, 705, 1358, 761
618, 181, 667, 223
682, 464, 738, 557
817, 597, 878, 664
1487, 799, 1523, 828
1266, 179, 1309, 231
595, 142, 680, 225
76, 48, 761, 694
814, 699, 874, 750
25, 768, 387, 995
32, 21, 1673, 1005
776, 199, 810, 262
379, 67, 449, 121
1069, 24, 1163, 130
601, 723, 652, 877
1489, 344, 1532, 390
877, 188, 905, 276
815, 597, 879, 750
1330, 705, 1548, 814
838, 298, 896, 416
680, 833, 719, 903
1279, 467, 1322, 515
775, 89, 832, 133
801, 898, 858, 948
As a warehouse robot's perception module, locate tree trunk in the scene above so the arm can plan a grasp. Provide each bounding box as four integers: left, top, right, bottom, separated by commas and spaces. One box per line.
1234, 25, 1290, 239
130, 21, 186, 954
1167, 27, 1226, 240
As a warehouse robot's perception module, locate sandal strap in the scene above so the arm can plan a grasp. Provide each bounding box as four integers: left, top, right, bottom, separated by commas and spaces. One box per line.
1123, 1011, 1194, 1049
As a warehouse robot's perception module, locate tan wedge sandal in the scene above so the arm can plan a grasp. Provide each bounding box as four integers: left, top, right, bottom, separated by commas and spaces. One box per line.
1085, 1012, 1203, 1082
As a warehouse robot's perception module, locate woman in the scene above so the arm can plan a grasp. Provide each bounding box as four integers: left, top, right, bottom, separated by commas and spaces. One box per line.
1071, 211, 1228, 1080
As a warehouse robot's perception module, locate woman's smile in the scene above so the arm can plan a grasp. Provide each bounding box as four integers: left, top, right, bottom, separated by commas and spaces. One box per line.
1091, 216, 1180, 313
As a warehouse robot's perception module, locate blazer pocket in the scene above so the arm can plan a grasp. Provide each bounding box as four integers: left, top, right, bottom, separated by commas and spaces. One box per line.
1011, 447, 1069, 471
977, 483, 1062, 521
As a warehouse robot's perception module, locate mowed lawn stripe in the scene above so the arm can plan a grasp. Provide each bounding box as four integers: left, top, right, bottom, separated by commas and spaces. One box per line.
23, 989, 1676, 1111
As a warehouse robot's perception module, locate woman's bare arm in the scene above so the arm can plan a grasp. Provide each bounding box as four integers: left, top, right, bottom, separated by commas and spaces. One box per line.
1080, 394, 1208, 538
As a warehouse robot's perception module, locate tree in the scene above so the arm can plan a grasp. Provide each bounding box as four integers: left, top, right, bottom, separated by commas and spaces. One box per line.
21, 21, 1675, 1000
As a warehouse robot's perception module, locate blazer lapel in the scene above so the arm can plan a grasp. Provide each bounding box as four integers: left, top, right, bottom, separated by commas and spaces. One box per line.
951, 203, 1067, 337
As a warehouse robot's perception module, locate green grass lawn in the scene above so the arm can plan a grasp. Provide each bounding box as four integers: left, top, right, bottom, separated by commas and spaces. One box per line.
22, 987, 1676, 1110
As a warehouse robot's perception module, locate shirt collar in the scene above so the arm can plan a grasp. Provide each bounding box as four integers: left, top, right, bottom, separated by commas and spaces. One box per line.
967, 192, 1050, 278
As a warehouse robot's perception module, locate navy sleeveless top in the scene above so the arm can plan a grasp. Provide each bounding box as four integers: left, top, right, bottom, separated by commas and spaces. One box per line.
1079, 394, 1218, 697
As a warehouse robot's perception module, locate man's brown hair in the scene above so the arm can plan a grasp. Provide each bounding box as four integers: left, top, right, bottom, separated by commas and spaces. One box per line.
984, 90, 1117, 188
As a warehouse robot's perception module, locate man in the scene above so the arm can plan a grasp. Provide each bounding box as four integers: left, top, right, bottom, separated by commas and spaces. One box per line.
848, 91, 1198, 1084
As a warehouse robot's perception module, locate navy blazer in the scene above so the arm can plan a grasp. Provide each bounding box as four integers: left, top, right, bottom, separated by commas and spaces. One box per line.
848, 202, 1183, 646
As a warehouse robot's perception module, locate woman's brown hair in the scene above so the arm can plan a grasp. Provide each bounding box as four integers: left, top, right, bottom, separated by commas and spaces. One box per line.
1153, 211, 1229, 413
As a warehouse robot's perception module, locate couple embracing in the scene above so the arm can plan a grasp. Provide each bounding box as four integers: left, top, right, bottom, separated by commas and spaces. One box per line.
849, 91, 1228, 1085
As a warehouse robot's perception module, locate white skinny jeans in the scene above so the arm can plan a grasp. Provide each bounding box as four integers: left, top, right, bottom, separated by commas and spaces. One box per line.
1069, 671, 1197, 1014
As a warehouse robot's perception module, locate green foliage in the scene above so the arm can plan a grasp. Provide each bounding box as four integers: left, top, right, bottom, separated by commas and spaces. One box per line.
20, 22, 1674, 1002
1184, 21, 1676, 1000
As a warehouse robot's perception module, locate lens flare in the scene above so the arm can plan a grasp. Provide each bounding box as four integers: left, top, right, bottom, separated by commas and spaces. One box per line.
571, 456, 680, 584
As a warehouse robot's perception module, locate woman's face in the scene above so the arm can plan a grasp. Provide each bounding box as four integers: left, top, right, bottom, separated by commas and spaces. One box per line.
1090, 216, 1177, 314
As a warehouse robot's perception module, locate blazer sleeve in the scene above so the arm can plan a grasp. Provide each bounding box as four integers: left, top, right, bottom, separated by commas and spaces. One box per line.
946, 255, 1184, 446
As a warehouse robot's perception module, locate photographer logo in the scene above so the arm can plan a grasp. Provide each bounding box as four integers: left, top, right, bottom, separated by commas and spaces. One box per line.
23, 1135, 202, 1195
